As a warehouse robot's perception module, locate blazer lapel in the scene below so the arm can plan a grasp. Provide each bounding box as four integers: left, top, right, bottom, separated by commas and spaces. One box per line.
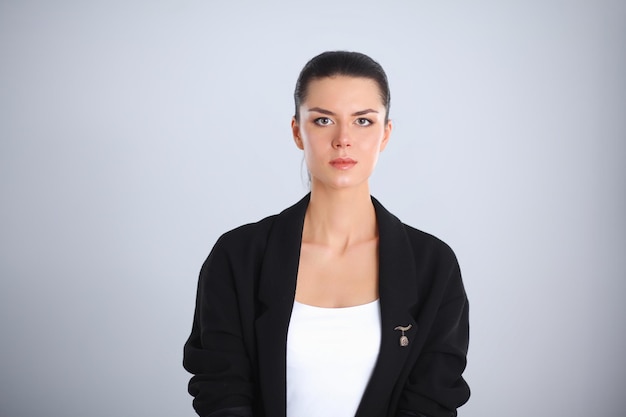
254, 194, 309, 417
356, 197, 419, 417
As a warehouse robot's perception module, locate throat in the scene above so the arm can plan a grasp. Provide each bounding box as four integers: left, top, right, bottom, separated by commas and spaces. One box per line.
303, 195, 378, 249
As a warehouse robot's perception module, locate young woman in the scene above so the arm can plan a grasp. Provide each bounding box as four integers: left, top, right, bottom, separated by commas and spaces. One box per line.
183, 51, 470, 417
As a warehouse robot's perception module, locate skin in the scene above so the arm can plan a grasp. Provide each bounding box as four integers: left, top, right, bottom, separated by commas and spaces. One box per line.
291, 76, 393, 308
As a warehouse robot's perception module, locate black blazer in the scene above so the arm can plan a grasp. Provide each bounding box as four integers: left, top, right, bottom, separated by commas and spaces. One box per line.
183, 194, 470, 417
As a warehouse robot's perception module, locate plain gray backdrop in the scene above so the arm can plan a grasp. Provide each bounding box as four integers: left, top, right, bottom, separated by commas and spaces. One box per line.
1, 1, 625, 416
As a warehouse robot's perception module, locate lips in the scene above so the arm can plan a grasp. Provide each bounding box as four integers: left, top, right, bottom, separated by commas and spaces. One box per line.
330, 157, 357, 170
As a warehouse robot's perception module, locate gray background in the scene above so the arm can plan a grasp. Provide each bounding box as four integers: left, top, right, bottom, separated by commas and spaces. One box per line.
1, 1, 625, 416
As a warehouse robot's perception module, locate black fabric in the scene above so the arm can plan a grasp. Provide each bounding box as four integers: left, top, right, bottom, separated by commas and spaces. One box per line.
396, 411, 428, 417
206, 406, 254, 417
183, 194, 470, 417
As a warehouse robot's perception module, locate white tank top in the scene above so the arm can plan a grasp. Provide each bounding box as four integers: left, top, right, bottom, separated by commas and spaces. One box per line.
286, 299, 381, 417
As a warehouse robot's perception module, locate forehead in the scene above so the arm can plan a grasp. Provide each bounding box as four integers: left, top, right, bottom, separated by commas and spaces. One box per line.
303, 76, 384, 109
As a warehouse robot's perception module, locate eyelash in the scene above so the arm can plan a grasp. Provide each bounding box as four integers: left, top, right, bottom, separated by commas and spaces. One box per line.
314, 117, 333, 126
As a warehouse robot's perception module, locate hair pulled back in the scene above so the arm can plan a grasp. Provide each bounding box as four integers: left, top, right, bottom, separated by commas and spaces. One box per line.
293, 51, 391, 123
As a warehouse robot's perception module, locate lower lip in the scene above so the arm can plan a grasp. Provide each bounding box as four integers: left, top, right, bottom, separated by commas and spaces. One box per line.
330, 161, 357, 170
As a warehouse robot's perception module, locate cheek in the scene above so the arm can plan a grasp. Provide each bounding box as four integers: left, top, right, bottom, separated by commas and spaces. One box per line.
301, 139, 325, 165
302, 132, 330, 153
360, 132, 386, 150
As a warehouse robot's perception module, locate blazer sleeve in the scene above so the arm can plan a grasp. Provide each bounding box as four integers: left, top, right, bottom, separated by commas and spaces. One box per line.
183, 236, 256, 417
398, 247, 470, 417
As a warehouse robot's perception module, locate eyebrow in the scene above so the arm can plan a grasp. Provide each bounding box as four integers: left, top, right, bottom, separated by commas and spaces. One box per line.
307, 107, 379, 116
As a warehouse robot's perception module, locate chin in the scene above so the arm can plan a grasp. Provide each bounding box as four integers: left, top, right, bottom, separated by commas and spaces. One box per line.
327, 179, 370, 192
310, 172, 370, 191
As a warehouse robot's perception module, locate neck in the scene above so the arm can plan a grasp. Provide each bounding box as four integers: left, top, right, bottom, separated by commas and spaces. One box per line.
304, 184, 377, 247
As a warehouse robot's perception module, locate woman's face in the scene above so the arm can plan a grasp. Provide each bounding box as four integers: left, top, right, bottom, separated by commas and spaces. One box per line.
292, 76, 392, 192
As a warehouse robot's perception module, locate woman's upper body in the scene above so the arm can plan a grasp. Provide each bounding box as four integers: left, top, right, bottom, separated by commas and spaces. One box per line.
183, 51, 470, 416
183, 194, 470, 417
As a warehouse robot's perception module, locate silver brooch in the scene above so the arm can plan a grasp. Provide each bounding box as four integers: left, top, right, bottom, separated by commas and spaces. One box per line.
394, 324, 413, 347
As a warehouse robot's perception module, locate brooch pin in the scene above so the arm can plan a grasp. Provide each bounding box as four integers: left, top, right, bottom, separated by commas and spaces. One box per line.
394, 324, 413, 347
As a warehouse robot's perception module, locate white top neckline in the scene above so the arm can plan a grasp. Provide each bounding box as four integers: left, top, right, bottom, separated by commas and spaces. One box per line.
293, 298, 380, 310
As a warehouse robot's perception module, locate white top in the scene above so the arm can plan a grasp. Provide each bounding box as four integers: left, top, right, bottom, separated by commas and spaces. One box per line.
286, 299, 382, 417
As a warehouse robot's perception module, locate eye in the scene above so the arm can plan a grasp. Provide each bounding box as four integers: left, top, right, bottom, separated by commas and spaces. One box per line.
355, 118, 372, 126
314, 117, 333, 126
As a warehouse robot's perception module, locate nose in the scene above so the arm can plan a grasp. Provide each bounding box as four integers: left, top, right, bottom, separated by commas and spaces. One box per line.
332, 124, 351, 149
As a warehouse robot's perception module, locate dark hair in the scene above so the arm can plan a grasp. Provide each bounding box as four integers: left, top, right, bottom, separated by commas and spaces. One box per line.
293, 51, 391, 123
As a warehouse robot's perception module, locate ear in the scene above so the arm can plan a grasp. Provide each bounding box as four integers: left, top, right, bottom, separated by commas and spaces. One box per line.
379, 119, 392, 152
292, 117, 304, 150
